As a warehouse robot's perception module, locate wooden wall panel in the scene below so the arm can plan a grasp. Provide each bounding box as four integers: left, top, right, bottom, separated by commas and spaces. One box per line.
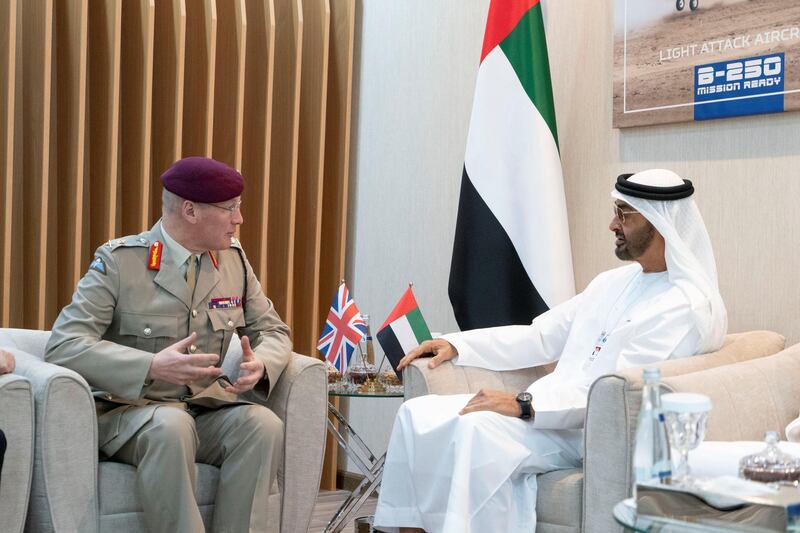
119, 0, 155, 235
150, 0, 186, 220
292, 0, 330, 357
0, 0, 18, 326
20, 0, 55, 329
212, 0, 246, 170
319, 0, 355, 319
240, 0, 275, 284
9, 2, 23, 329
268, 0, 303, 326
54, 0, 89, 325
183, 0, 216, 158
319, 0, 355, 493
87, 0, 122, 250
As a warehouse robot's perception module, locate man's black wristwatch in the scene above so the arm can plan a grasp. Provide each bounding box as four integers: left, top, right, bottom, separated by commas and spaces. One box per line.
516, 392, 533, 420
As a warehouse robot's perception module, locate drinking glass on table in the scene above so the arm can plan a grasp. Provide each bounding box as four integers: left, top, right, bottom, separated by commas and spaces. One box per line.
661, 392, 712, 486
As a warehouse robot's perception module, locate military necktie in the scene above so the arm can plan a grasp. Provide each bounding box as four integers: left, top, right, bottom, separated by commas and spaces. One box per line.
186, 254, 199, 295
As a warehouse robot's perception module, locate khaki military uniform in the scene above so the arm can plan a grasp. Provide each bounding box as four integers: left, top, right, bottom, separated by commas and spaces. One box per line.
46, 221, 292, 533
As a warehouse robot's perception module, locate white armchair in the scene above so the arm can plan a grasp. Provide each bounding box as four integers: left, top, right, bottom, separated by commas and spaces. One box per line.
2, 328, 327, 533
0, 371, 34, 533
403, 330, 786, 533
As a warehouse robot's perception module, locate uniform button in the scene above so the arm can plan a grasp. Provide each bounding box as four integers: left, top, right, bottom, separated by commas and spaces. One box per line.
143, 327, 152, 336
106, 394, 112, 400
190, 344, 197, 353
227, 320, 234, 328
192, 309, 198, 318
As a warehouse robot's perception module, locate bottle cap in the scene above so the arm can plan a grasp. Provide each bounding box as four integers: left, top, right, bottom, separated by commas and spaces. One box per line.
661, 392, 712, 413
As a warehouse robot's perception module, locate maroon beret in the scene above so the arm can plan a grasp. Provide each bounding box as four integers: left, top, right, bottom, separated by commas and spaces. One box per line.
160, 157, 244, 203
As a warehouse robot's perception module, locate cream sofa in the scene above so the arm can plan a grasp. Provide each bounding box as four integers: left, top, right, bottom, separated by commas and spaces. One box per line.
0, 371, 34, 533
403, 330, 786, 533
1, 328, 327, 533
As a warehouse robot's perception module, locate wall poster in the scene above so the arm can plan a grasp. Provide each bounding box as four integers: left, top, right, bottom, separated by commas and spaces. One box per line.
613, 0, 800, 128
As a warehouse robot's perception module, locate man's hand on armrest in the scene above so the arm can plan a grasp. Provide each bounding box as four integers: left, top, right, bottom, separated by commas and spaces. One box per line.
147, 332, 222, 385
0, 350, 15, 374
398, 339, 458, 371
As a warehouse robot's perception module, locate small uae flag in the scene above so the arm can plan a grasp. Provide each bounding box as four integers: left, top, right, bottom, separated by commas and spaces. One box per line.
376, 286, 432, 378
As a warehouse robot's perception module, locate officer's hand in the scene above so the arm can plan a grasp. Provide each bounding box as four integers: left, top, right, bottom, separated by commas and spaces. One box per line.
397, 339, 458, 371
0, 349, 15, 375
147, 332, 222, 385
459, 389, 523, 418
224, 335, 265, 394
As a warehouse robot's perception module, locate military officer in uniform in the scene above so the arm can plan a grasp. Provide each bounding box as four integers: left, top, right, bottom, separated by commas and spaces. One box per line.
46, 157, 292, 533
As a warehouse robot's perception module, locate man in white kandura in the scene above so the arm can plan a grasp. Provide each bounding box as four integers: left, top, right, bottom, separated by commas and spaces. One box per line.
373, 169, 728, 533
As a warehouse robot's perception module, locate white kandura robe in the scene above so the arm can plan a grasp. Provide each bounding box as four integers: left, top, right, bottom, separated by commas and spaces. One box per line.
374, 264, 706, 533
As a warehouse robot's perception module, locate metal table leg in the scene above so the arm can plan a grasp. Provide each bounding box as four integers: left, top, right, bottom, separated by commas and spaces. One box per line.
324, 401, 387, 533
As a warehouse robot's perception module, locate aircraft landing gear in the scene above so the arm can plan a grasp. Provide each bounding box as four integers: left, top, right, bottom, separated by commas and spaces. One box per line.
676, 0, 685, 10
689, 0, 699, 10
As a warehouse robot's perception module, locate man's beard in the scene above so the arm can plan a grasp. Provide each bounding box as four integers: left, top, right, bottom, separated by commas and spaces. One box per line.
615, 222, 656, 261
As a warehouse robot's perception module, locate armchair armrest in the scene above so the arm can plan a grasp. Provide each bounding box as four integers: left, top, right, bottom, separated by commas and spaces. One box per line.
10, 349, 98, 533
0, 374, 34, 533
403, 359, 553, 400
661, 343, 800, 442
264, 353, 326, 533
581, 330, 785, 533
0, 328, 50, 359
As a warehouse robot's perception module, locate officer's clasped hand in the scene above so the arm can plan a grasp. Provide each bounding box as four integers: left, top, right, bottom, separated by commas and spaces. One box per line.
147, 332, 222, 385
223, 335, 265, 394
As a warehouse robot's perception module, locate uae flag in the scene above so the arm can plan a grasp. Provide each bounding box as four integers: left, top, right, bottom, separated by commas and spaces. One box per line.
376, 286, 432, 378
449, 0, 574, 330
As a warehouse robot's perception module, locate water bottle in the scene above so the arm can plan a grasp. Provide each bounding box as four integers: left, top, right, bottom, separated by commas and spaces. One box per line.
633, 367, 672, 498
359, 314, 376, 365
350, 314, 377, 385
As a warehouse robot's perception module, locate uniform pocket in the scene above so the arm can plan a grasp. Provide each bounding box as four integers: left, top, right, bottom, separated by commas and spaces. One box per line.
207, 308, 246, 359
97, 404, 128, 449
207, 308, 245, 331
119, 311, 179, 353
99, 405, 159, 458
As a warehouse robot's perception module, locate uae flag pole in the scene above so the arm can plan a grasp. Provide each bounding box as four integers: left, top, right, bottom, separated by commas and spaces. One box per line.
449, 0, 575, 330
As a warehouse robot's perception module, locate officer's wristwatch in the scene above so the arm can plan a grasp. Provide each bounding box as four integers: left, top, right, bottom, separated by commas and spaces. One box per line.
516, 392, 533, 420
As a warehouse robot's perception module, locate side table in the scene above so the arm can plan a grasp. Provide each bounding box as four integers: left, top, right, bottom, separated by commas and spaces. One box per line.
613, 498, 757, 532
325, 389, 404, 533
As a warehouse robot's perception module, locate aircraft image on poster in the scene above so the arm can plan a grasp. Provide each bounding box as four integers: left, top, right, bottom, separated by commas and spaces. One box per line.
613, 0, 800, 127
675, 0, 699, 12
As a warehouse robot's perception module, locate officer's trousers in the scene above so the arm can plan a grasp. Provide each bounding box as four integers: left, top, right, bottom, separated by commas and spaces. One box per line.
114, 403, 283, 533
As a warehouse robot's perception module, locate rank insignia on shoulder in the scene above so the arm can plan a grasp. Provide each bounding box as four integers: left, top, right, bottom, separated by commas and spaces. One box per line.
148, 241, 163, 271
88, 256, 107, 275
208, 296, 243, 309
105, 236, 147, 251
